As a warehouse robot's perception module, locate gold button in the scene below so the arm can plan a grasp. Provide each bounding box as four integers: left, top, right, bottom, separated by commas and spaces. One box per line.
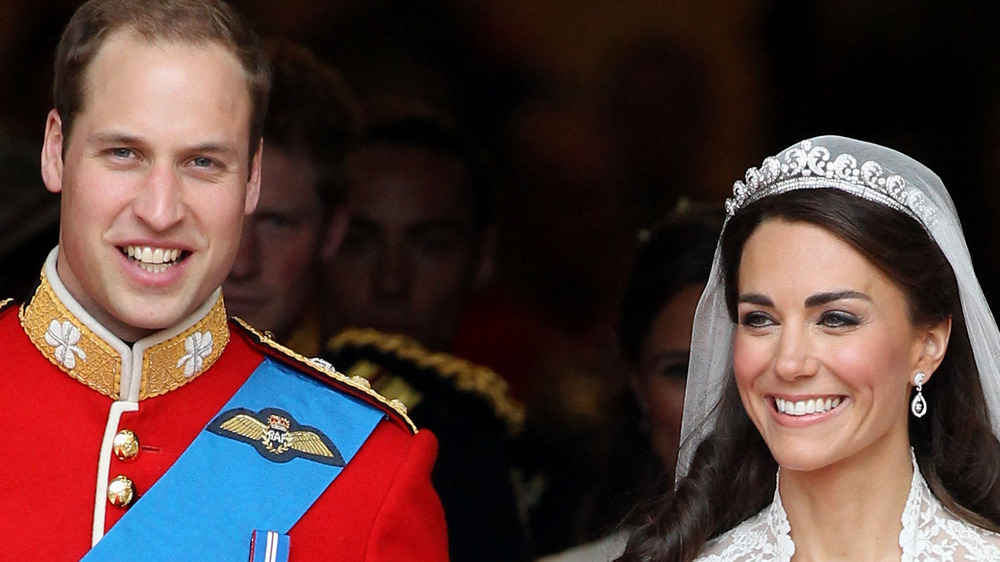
112, 429, 140, 461
107, 475, 136, 508
350, 375, 372, 390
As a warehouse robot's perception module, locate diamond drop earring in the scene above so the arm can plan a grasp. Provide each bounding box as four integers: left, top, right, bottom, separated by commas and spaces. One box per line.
911, 372, 928, 418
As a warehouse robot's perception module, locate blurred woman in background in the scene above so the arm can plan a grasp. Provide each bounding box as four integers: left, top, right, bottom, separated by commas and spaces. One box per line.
542, 203, 722, 561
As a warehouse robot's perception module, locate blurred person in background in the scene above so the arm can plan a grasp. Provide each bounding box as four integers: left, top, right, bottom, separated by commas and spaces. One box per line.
321, 105, 531, 561
223, 37, 357, 356
540, 203, 723, 562
322, 104, 497, 353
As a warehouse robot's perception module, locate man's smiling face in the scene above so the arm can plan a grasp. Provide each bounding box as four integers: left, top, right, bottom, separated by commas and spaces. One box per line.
41, 29, 261, 341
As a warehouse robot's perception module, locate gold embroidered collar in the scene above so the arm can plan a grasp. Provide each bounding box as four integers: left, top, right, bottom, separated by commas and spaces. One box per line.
20, 253, 229, 401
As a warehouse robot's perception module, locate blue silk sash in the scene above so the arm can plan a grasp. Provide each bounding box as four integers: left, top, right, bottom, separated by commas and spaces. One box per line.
83, 357, 384, 561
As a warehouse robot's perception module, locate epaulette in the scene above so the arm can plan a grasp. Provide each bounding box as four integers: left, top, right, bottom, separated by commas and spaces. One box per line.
230, 317, 417, 434
325, 328, 525, 435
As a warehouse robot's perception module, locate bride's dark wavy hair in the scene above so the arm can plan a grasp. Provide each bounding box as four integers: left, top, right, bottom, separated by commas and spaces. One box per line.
618, 188, 1000, 562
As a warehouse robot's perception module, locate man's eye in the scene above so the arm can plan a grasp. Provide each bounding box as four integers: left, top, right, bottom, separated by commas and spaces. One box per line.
110, 148, 134, 159
191, 156, 216, 168
258, 213, 295, 229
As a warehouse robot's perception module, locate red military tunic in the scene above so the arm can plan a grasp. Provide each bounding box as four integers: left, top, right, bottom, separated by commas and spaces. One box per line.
0, 261, 448, 561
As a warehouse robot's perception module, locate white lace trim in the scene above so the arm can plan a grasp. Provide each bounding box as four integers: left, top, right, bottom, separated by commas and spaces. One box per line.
696, 456, 1000, 561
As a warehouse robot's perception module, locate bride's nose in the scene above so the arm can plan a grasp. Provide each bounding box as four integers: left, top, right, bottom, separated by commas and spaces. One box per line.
772, 326, 818, 381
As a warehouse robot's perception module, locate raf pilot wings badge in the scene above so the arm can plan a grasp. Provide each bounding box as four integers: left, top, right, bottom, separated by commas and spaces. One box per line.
207, 407, 346, 467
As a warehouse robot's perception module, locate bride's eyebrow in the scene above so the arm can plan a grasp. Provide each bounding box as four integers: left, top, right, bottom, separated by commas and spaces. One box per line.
736, 290, 872, 308
804, 290, 871, 307
738, 293, 772, 307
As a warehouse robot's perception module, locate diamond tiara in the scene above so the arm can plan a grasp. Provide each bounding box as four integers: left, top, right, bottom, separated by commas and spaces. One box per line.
725, 140, 937, 227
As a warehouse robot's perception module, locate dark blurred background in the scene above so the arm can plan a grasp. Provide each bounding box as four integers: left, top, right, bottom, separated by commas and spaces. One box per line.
4, 1, 1000, 552
6, 0, 1000, 306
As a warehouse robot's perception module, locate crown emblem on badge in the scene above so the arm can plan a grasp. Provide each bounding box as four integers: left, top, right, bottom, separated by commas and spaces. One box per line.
208, 407, 345, 467
724, 140, 937, 227
267, 414, 291, 432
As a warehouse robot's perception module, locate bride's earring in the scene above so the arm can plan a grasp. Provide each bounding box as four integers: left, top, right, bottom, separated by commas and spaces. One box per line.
911, 372, 927, 418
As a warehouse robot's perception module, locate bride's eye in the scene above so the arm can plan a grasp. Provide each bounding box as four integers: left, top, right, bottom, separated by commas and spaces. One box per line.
820, 311, 860, 328
740, 311, 774, 328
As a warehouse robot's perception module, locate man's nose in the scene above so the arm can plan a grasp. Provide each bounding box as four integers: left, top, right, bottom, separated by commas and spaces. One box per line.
373, 244, 408, 299
133, 164, 186, 231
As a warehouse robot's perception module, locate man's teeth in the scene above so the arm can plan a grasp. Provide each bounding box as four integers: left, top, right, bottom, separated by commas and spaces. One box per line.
124, 245, 182, 273
775, 396, 842, 416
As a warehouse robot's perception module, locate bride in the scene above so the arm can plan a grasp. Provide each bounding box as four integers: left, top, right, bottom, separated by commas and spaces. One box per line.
618, 136, 1000, 561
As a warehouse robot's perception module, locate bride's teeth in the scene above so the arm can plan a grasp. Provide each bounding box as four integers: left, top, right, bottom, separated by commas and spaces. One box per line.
776, 396, 844, 416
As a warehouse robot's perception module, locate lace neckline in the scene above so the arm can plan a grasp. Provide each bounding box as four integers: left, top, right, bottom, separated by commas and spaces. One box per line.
764, 452, 925, 560
699, 450, 1000, 561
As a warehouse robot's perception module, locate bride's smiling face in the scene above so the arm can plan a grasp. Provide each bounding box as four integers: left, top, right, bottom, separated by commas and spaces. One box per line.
732, 218, 946, 473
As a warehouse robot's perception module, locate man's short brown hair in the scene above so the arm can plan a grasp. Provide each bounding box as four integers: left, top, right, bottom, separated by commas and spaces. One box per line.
53, 0, 271, 161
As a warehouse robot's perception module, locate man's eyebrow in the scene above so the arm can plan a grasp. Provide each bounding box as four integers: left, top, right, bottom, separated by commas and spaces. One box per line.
89, 132, 143, 146
187, 141, 238, 156
409, 218, 473, 236
804, 290, 871, 307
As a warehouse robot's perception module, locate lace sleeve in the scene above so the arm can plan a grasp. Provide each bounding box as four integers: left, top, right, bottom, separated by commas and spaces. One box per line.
909, 505, 1000, 561
903, 460, 1000, 561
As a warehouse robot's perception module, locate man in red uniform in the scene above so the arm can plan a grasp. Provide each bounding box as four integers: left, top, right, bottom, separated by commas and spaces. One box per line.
0, 0, 448, 559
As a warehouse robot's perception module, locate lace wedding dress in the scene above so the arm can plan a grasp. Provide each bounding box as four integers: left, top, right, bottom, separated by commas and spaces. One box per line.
696, 455, 1000, 561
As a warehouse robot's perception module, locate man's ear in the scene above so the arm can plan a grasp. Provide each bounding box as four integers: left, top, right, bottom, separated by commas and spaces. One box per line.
245, 139, 263, 215
41, 109, 65, 194
321, 205, 350, 261
474, 223, 497, 288
916, 316, 951, 383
